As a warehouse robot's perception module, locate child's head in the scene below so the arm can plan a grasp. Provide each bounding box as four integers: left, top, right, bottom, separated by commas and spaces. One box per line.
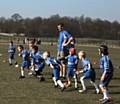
69, 48, 76, 55
57, 23, 64, 31
98, 45, 108, 55
28, 40, 34, 48
78, 51, 86, 60
17, 45, 24, 52
32, 45, 38, 53
43, 51, 50, 60
9, 40, 13, 45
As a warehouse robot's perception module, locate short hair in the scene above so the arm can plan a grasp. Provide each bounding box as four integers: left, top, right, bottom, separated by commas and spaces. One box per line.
99, 45, 109, 55
32, 45, 38, 51
58, 23, 64, 27
10, 40, 13, 44
18, 45, 24, 49
44, 51, 50, 57
29, 40, 34, 44
78, 51, 86, 58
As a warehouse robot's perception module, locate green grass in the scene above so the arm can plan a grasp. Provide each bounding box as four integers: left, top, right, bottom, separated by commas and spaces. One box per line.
0, 44, 120, 104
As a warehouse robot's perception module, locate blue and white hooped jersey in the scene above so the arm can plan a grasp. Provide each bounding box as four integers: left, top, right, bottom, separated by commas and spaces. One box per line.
8, 44, 16, 53
28, 48, 32, 57
31, 51, 44, 65
19, 49, 29, 61
45, 57, 61, 68
100, 55, 113, 73
81, 58, 91, 73
66, 55, 78, 68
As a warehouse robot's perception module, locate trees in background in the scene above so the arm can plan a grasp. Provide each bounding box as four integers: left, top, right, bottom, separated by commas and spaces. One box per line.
0, 13, 120, 40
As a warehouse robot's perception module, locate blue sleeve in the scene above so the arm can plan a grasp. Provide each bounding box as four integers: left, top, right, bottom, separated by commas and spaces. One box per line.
63, 31, 68, 39
75, 57, 78, 64
58, 33, 63, 50
82, 59, 90, 72
64, 31, 71, 38
31, 57, 35, 64
103, 58, 109, 71
45, 58, 51, 65
56, 59, 61, 65
100, 59, 103, 69
65, 56, 68, 60
86, 60, 90, 69
22, 52, 26, 58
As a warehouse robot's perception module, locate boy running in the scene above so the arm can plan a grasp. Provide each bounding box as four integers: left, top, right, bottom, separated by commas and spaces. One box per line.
17, 45, 30, 78
98, 45, 113, 104
43, 51, 65, 91
8, 41, 17, 66
78, 51, 99, 94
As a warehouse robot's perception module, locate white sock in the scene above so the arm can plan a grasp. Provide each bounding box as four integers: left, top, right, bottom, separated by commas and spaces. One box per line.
9, 58, 12, 64
21, 68, 24, 76
103, 90, 109, 99
31, 67, 34, 71
90, 81, 99, 91
53, 77, 58, 86
80, 76, 86, 90
63, 75, 65, 78
74, 78, 78, 88
57, 80, 64, 88
68, 81, 71, 85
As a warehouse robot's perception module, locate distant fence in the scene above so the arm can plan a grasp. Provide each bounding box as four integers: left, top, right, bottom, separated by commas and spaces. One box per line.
0, 35, 120, 48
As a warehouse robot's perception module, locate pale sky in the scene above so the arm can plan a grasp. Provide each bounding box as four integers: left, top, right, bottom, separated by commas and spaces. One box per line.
0, 0, 120, 22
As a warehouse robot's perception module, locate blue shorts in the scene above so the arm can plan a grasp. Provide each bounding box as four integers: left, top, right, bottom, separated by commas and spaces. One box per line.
35, 62, 45, 72
9, 53, 15, 59
83, 70, 96, 82
67, 68, 75, 78
21, 61, 30, 69
53, 67, 60, 81
100, 72, 113, 87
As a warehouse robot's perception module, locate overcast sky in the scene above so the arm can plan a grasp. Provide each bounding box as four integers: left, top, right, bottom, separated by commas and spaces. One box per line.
0, 0, 120, 22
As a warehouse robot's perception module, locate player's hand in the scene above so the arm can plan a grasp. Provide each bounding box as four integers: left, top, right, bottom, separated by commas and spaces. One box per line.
101, 76, 105, 80
73, 68, 77, 71
18, 53, 21, 56
75, 71, 79, 75
62, 44, 65, 48
79, 70, 83, 73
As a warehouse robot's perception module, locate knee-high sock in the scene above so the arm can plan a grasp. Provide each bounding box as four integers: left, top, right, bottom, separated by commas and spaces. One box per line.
103, 89, 109, 99
9, 58, 12, 64
90, 81, 99, 91
74, 77, 78, 88
21, 68, 25, 76
62, 64, 66, 77
80, 76, 86, 90
57, 80, 64, 88
52, 77, 58, 86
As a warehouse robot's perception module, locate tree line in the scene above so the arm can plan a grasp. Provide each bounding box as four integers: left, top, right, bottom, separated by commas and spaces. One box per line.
0, 13, 120, 40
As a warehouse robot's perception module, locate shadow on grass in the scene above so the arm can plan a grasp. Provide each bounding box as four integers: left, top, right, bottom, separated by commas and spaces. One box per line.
110, 91, 120, 94
109, 85, 120, 88
112, 77, 120, 80
64, 87, 79, 92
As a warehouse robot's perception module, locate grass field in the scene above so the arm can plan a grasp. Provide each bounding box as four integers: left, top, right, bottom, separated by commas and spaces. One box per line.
0, 43, 120, 104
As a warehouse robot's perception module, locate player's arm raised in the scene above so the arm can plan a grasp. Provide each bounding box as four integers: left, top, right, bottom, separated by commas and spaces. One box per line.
49, 64, 54, 69
63, 37, 73, 47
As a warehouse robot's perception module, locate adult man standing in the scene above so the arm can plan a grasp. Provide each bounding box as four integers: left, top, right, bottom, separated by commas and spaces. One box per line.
57, 23, 74, 78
